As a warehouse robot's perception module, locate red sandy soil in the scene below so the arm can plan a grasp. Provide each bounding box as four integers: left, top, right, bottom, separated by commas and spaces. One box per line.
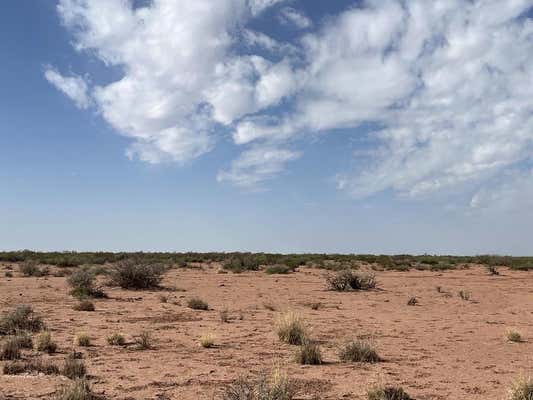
0, 264, 532, 399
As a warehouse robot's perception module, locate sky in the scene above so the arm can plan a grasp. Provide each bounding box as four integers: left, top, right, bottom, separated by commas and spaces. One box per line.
1, 0, 532, 255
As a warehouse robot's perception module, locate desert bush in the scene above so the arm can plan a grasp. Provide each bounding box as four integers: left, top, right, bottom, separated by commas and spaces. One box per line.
35, 331, 58, 353
107, 333, 125, 346
0, 337, 22, 360
9, 333, 33, 349
506, 329, 523, 343
295, 341, 322, 365
67, 268, 105, 298
73, 300, 95, 312
108, 259, 165, 289
367, 385, 412, 400
187, 297, 209, 310
20, 260, 49, 277
338, 339, 381, 363
458, 290, 471, 301
0, 305, 44, 334
56, 378, 94, 400
199, 333, 215, 348
222, 369, 296, 400
407, 297, 418, 306
134, 331, 152, 350
62, 356, 87, 379
3, 359, 59, 375
74, 332, 91, 347
265, 265, 292, 275
326, 270, 377, 291
275, 311, 307, 345
508, 376, 533, 400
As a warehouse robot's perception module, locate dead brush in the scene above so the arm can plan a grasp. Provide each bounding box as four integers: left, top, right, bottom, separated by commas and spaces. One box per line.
134, 331, 152, 350
3, 359, 59, 375
55, 378, 95, 400
0, 337, 23, 360
326, 269, 377, 291
508, 375, 533, 400
62, 355, 87, 379
35, 331, 58, 353
367, 384, 413, 400
0, 305, 44, 334
275, 311, 308, 345
338, 338, 381, 363
222, 368, 296, 400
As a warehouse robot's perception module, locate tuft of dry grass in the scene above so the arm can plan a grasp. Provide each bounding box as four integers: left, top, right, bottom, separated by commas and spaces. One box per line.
222, 368, 296, 400
74, 332, 91, 347
338, 338, 381, 363
107, 332, 125, 346
187, 297, 209, 310
134, 331, 152, 350
55, 379, 94, 400
0, 337, 22, 360
458, 290, 471, 301
367, 385, 412, 400
275, 311, 308, 345
508, 375, 533, 400
3, 359, 59, 375
62, 356, 87, 379
506, 329, 523, 343
73, 300, 95, 312
295, 341, 322, 365
36, 331, 58, 353
326, 270, 377, 291
199, 333, 215, 348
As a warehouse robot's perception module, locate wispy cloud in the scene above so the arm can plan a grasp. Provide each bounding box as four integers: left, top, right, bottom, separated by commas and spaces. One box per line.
44, 68, 90, 109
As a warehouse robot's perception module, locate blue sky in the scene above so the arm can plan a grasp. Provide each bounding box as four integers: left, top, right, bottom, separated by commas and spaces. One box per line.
1, 0, 532, 254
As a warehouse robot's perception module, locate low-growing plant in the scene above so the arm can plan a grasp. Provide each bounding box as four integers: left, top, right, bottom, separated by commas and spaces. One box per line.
56, 378, 94, 400
74, 332, 91, 347
3, 359, 59, 375
220, 309, 230, 323
36, 331, 58, 353
295, 341, 322, 365
107, 332, 125, 346
487, 265, 500, 276
157, 294, 168, 303
326, 270, 377, 291
20, 260, 49, 277
62, 355, 87, 379
199, 332, 215, 348
187, 297, 209, 310
134, 331, 152, 350
73, 300, 95, 312
407, 297, 418, 306
5, 271, 13, 277
0, 337, 22, 360
338, 338, 381, 363
367, 385, 412, 400
458, 290, 471, 301
11, 332, 33, 349
308, 302, 321, 310
506, 329, 523, 343
508, 375, 533, 400
222, 369, 296, 400
0, 305, 44, 334
265, 265, 292, 275
108, 259, 166, 289
67, 267, 105, 299
275, 311, 307, 345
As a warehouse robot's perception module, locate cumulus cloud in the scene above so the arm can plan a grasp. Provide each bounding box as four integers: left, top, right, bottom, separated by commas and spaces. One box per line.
46, 0, 533, 203
44, 68, 90, 109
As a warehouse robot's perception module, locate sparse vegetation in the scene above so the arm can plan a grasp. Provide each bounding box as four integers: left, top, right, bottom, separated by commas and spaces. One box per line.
0, 305, 44, 334
134, 331, 152, 350
220, 309, 230, 323
506, 329, 523, 343
508, 375, 533, 400
367, 385, 412, 400
187, 297, 209, 310
56, 378, 95, 400
3, 359, 59, 375
458, 290, 471, 301
35, 331, 58, 353
295, 341, 322, 365
265, 265, 292, 274
338, 338, 381, 363
199, 332, 215, 348
62, 356, 87, 379
108, 258, 166, 289
275, 311, 308, 345
407, 297, 418, 306
67, 267, 105, 298
73, 300, 95, 312
326, 270, 377, 291
20, 260, 49, 277
0, 337, 22, 360
487, 265, 500, 276
107, 332, 125, 346
222, 369, 296, 400
74, 332, 91, 347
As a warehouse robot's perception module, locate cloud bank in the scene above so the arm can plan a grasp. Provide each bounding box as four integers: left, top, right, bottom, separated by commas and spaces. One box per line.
46, 0, 533, 207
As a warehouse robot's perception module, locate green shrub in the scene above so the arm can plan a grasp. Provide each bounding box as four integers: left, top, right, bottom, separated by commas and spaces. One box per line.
265, 265, 292, 275
0, 305, 44, 334
295, 341, 322, 365
187, 297, 209, 310
338, 339, 381, 363
67, 268, 105, 298
108, 259, 165, 289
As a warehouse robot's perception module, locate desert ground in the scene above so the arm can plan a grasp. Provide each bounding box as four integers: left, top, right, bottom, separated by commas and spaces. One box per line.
0, 262, 532, 399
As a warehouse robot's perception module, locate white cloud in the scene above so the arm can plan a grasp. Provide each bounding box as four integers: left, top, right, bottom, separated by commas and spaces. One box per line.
47, 0, 533, 203
44, 68, 90, 109
278, 7, 312, 29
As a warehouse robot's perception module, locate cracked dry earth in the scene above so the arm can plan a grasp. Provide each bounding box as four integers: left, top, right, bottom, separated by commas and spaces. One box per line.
0, 264, 532, 399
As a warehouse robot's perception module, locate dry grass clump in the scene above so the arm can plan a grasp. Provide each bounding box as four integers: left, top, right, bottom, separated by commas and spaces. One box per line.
458, 290, 471, 301
222, 368, 296, 400
62, 356, 87, 379
35, 331, 58, 353
407, 297, 418, 306
275, 311, 308, 345
73, 300, 95, 312
107, 332, 125, 346
0, 305, 44, 334
338, 338, 381, 363
74, 332, 91, 347
506, 329, 523, 343
3, 359, 59, 375
508, 376, 533, 400
0, 337, 22, 360
187, 297, 209, 310
295, 341, 322, 365
199, 333, 215, 348
134, 331, 152, 350
326, 270, 377, 291
108, 259, 166, 289
367, 385, 412, 400
55, 379, 95, 400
